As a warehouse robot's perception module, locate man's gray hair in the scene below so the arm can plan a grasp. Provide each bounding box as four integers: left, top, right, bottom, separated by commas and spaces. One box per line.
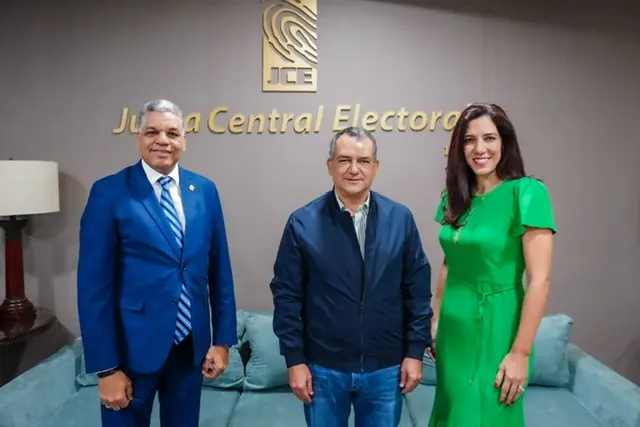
136, 99, 185, 135
328, 126, 377, 160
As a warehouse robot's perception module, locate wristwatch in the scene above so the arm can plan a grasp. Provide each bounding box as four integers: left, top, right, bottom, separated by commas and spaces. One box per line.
97, 368, 120, 378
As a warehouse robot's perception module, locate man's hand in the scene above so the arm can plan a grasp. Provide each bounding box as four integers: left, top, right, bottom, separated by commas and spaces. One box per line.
288, 364, 314, 404
202, 345, 229, 379
427, 320, 438, 360
99, 371, 132, 411
400, 357, 423, 394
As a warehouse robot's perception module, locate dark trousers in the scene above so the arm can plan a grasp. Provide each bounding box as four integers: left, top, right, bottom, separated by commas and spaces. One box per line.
101, 334, 202, 427
304, 363, 403, 427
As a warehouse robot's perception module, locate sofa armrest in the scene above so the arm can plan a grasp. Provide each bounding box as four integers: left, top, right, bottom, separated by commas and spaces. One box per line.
567, 343, 640, 427
0, 338, 83, 427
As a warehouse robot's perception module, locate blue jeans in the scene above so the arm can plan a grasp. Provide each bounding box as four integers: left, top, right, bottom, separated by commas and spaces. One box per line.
303, 363, 403, 427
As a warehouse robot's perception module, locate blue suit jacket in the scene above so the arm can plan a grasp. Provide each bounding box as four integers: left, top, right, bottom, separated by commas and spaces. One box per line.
77, 160, 238, 374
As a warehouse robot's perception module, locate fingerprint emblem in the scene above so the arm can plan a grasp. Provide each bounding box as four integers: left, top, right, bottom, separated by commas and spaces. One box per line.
262, 0, 318, 93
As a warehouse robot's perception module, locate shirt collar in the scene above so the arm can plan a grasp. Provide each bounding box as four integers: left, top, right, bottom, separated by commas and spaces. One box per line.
141, 159, 180, 187
334, 189, 370, 213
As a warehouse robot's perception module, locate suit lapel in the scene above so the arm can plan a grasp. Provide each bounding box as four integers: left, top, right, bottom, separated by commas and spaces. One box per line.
131, 161, 182, 260
179, 169, 198, 253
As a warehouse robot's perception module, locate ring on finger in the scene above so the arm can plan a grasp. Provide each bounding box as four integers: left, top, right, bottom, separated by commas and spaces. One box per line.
517, 384, 525, 392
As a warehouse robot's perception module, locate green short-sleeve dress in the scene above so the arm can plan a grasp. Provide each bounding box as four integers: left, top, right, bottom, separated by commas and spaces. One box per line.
428, 177, 556, 427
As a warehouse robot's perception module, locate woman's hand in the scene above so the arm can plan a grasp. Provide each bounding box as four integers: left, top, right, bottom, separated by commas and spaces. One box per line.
494, 350, 529, 405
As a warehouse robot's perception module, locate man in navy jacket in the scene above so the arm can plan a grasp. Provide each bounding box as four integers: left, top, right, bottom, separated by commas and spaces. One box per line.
270, 126, 433, 427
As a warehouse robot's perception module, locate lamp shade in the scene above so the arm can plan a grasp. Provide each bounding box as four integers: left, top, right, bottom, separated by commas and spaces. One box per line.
0, 160, 60, 217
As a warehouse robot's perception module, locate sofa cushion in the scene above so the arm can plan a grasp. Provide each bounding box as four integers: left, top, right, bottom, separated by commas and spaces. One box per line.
420, 353, 437, 385
31, 387, 240, 427
201, 346, 245, 389
228, 389, 415, 427
524, 387, 604, 427
0, 342, 82, 427
242, 311, 289, 390
196, 388, 242, 426
403, 383, 436, 425
529, 313, 573, 387
567, 343, 640, 427
77, 310, 248, 390
403, 384, 603, 427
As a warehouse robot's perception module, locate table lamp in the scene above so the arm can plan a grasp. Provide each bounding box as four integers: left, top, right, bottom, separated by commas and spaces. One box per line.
0, 160, 60, 325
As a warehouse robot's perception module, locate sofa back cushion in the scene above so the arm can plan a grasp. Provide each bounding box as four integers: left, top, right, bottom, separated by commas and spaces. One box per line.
76, 310, 248, 390
529, 313, 573, 387
202, 309, 248, 389
419, 313, 574, 388
242, 311, 289, 390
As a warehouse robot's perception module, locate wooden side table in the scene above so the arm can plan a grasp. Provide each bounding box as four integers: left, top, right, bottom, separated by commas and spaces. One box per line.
0, 307, 58, 387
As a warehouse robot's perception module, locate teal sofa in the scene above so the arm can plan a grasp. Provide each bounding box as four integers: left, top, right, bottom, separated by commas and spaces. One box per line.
1, 310, 639, 427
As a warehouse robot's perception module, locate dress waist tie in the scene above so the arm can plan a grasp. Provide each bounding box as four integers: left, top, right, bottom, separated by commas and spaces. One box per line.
463, 282, 517, 385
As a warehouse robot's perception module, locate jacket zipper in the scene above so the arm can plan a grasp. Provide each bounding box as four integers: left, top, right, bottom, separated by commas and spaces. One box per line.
341, 206, 367, 373
360, 238, 366, 373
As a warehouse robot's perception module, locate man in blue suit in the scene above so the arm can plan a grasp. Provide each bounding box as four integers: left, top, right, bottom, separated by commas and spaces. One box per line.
77, 99, 238, 427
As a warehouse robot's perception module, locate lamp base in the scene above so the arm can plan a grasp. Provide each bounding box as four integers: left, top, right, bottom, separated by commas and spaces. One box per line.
0, 216, 36, 326
0, 298, 36, 324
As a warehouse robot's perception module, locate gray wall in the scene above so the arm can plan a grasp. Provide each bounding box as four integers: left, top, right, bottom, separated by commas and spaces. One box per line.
1, 0, 639, 383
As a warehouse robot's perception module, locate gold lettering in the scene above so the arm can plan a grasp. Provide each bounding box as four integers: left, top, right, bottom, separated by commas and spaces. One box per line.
129, 114, 138, 134
112, 106, 460, 135
247, 114, 266, 134
281, 113, 294, 133
303, 70, 313, 84
113, 108, 129, 134
185, 113, 201, 133
294, 113, 313, 134
333, 105, 351, 131
229, 114, 245, 134
268, 109, 280, 133
409, 112, 428, 132
208, 107, 227, 134
430, 112, 443, 131
352, 104, 361, 126
443, 111, 460, 131
380, 111, 394, 132
361, 112, 377, 132
397, 108, 408, 132
286, 69, 296, 84
314, 105, 324, 133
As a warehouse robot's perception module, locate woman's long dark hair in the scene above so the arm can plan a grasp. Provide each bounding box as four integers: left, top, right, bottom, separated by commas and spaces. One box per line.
443, 103, 526, 227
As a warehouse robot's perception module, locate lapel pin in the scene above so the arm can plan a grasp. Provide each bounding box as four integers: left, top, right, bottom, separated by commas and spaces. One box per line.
188, 184, 195, 192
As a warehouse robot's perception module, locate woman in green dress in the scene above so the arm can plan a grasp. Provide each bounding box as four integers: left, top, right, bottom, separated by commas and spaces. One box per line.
427, 103, 556, 427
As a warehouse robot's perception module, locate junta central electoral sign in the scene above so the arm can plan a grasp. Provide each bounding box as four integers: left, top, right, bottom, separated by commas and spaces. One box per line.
112, 0, 461, 137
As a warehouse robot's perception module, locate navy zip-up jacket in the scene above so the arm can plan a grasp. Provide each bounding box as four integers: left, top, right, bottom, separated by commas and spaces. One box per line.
270, 189, 433, 373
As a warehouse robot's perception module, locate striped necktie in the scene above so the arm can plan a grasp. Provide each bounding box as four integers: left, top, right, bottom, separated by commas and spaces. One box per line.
157, 176, 192, 344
